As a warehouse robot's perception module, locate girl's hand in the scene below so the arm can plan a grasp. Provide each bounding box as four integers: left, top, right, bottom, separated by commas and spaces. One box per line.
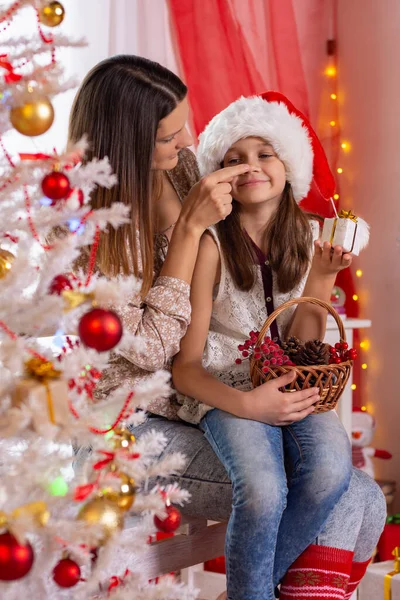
311, 240, 352, 277
178, 164, 250, 236
242, 371, 319, 426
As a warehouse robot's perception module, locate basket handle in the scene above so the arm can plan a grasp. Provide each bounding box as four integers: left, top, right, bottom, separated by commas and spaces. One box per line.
256, 296, 346, 347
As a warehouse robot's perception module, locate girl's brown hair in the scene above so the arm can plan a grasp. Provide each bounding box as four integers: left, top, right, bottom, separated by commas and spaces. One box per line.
68, 54, 187, 296
217, 183, 320, 293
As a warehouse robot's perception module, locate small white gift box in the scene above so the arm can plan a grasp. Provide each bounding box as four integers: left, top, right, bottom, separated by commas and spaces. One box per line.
358, 558, 400, 600
321, 210, 369, 256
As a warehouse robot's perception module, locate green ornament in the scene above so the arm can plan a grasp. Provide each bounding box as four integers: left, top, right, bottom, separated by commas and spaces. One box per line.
48, 475, 68, 497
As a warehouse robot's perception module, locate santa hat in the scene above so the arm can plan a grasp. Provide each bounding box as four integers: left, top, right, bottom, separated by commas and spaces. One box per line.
197, 91, 336, 203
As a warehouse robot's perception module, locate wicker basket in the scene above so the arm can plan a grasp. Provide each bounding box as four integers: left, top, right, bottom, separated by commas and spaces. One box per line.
249, 297, 352, 413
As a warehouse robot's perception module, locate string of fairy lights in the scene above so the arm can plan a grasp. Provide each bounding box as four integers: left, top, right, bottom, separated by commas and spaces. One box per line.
324, 45, 369, 411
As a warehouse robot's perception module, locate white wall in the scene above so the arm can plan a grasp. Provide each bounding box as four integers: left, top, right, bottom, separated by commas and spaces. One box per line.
338, 0, 400, 510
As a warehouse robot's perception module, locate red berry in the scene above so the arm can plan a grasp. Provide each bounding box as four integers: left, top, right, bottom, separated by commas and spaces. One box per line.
270, 357, 277, 365
329, 346, 337, 354
261, 344, 268, 351
263, 359, 270, 366
334, 356, 342, 364
341, 342, 349, 349
254, 353, 261, 360
276, 357, 283, 365
242, 350, 249, 358
238, 345, 244, 351
335, 343, 341, 350
262, 366, 269, 373
235, 358, 242, 365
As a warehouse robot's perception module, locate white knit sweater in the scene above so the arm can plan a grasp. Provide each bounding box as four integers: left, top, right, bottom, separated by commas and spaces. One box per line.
177, 221, 320, 424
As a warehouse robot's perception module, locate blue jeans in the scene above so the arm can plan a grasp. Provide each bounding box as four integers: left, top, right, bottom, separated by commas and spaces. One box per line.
200, 409, 352, 600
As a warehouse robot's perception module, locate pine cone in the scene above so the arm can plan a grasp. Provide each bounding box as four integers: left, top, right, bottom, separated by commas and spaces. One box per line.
281, 336, 303, 359
293, 340, 331, 366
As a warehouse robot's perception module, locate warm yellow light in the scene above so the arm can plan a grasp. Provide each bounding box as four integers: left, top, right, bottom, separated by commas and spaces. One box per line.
362, 363, 368, 370
341, 142, 348, 149
360, 339, 370, 351
351, 384, 357, 390
352, 294, 359, 301
331, 93, 337, 100
361, 405, 367, 411
356, 269, 363, 277
333, 193, 340, 200
330, 120, 336, 127
337, 168, 343, 174
325, 66, 337, 77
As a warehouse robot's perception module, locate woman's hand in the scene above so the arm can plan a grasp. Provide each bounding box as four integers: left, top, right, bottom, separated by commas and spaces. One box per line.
241, 371, 319, 426
178, 164, 250, 236
311, 240, 352, 278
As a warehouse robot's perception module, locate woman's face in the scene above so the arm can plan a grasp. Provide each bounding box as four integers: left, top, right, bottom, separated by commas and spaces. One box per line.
152, 97, 193, 170
223, 136, 286, 207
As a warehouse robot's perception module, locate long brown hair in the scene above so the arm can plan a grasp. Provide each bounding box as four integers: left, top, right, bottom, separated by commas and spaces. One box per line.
68, 55, 187, 296
217, 183, 320, 293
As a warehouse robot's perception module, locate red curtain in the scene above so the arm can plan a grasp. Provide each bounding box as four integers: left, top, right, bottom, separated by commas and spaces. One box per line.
168, 0, 312, 135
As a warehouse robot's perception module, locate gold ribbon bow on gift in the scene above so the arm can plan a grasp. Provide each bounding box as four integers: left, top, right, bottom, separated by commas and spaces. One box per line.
25, 358, 61, 425
0, 501, 49, 530
338, 209, 358, 223
384, 547, 400, 600
329, 209, 359, 250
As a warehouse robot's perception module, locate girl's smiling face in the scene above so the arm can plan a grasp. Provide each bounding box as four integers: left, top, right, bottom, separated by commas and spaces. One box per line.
223, 136, 287, 206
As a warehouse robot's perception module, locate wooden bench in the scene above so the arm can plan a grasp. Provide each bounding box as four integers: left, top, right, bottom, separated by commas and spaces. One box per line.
125, 516, 227, 579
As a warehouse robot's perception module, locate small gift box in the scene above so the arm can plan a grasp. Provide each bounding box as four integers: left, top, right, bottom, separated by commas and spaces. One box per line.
378, 520, 400, 561
358, 549, 400, 600
12, 358, 70, 430
321, 209, 370, 256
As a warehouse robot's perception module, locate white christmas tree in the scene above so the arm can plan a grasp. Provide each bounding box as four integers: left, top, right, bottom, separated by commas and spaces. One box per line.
0, 2, 195, 598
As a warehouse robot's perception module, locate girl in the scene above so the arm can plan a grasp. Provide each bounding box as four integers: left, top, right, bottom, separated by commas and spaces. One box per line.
172, 92, 373, 600
69, 57, 385, 600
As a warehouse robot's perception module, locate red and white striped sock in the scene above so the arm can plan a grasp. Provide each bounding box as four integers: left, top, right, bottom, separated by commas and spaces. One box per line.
343, 558, 371, 599
279, 544, 354, 599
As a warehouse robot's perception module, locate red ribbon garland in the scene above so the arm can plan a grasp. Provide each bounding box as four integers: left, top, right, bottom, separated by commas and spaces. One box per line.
107, 569, 130, 592
0, 54, 22, 83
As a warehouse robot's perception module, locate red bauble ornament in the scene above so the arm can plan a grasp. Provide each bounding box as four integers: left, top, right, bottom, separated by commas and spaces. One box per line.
42, 171, 71, 201
49, 274, 73, 295
78, 308, 123, 352
154, 505, 181, 533
66, 188, 84, 210
0, 531, 34, 581
53, 557, 81, 588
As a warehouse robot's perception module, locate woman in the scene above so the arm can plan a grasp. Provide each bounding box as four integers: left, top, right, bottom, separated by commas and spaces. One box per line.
70, 55, 386, 598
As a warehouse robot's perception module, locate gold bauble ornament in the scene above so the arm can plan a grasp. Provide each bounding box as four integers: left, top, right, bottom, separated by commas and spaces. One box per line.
0, 249, 15, 279
113, 428, 136, 450
102, 469, 136, 512
77, 497, 124, 541
10, 96, 54, 137
39, 1, 65, 27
